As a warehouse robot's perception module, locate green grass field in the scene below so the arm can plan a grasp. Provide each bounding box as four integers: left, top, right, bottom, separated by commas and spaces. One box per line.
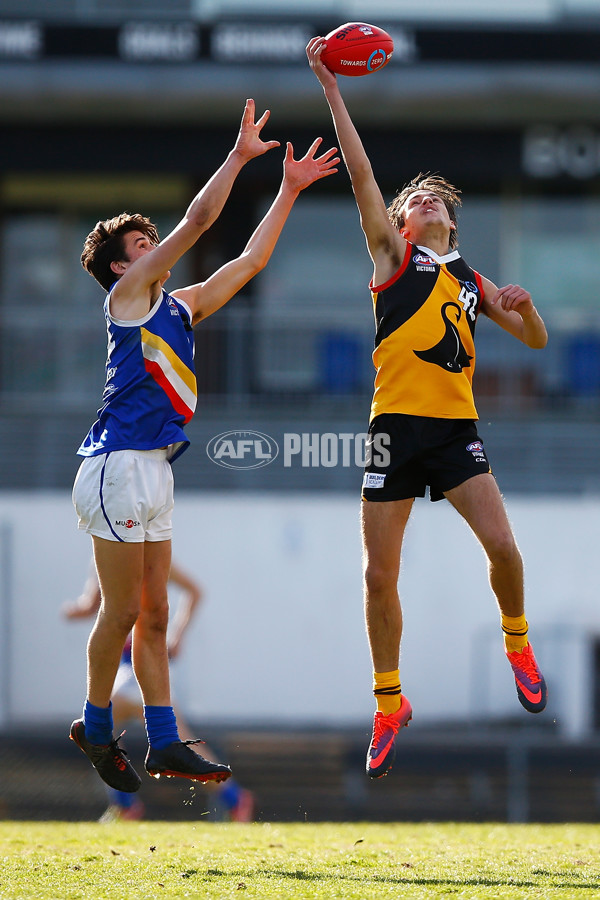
1, 821, 599, 899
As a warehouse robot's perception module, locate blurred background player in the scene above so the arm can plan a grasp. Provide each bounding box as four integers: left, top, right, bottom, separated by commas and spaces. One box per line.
71, 96, 339, 794
306, 38, 548, 780
63, 561, 255, 821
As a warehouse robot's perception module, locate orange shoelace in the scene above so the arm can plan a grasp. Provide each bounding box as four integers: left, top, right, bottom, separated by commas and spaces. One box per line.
372, 710, 401, 740
511, 646, 541, 684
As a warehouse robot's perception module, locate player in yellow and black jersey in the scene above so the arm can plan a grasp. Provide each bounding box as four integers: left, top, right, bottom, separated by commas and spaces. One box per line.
307, 36, 549, 781
370, 242, 482, 421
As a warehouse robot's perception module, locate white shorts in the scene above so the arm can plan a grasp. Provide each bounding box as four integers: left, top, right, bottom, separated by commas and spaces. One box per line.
113, 660, 141, 704
73, 448, 174, 543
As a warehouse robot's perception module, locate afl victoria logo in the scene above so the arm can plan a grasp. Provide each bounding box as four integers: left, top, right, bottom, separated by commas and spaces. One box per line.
413, 253, 437, 266
206, 430, 279, 469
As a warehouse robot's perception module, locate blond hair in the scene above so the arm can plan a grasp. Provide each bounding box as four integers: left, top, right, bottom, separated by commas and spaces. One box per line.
387, 173, 462, 249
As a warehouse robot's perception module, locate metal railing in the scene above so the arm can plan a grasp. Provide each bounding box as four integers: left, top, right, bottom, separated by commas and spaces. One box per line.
1, 307, 600, 491
2, 306, 599, 416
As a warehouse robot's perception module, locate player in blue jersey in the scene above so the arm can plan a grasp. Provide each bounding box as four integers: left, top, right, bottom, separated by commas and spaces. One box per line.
71, 98, 339, 792
64, 560, 255, 821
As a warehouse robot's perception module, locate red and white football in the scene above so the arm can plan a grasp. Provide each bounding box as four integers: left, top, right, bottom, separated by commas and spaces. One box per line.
321, 22, 393, 77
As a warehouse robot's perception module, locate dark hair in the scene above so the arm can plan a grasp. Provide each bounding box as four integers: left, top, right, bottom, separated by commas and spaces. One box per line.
81, 212, 159, 291
387, 173, 462, 249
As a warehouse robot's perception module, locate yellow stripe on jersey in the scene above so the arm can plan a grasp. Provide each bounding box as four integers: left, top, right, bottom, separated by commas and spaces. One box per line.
141, 327, 197, 416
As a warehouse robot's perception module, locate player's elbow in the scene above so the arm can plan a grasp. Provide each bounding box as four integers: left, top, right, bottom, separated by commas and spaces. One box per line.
191, 212, 211, 232
188, 204, 214, 232
243, 248, 269, 277
348, 160, 374, 187
524, 326, 548, 349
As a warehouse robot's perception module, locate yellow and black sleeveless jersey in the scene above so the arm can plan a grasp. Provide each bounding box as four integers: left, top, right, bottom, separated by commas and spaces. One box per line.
370, 241, 484, 422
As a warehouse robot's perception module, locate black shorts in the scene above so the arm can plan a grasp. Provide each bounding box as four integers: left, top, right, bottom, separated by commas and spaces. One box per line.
362, 413, 492, 502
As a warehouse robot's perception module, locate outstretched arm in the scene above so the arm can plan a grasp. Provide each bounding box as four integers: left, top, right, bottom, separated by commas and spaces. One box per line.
62, 570, 101, 620
480, 276, 548, 348
306, 37, 403, 283
166, 562, 203, 660
111, 99, 280, 317
172, 138, 339, 322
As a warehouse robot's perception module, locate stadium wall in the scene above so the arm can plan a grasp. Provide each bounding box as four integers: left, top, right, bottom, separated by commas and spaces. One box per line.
0, 491, 597, 737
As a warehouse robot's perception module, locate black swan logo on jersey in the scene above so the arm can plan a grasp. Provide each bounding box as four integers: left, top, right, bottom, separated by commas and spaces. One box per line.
413, 302, 473, 372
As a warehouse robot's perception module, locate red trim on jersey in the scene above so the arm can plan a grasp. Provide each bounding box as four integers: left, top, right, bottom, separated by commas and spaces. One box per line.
370, 241, 413, 293
144, 358, 194, 424
473, 269, 484, 313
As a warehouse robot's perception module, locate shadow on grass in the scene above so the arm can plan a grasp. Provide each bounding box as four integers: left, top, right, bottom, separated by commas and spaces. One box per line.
199, 868, 600, 891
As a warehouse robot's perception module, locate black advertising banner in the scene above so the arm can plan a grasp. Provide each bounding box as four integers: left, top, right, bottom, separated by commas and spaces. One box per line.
0, 19, 597, 65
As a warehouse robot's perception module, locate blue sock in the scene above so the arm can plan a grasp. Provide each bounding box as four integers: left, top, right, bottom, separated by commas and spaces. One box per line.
83, 700, 113, 745
108, 788, 137, 810
143, 705, 179, 749
218, 779, 241, 810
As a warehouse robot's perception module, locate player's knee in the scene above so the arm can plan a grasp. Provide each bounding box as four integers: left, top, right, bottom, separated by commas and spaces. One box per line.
364, 561, 397, 597
107, 607, 139, 637
138, 604, 169, 637
488, 532, 521, 568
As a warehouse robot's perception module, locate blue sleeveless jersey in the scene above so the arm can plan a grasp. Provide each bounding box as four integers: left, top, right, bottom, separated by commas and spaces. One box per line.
78, 289, 197, 463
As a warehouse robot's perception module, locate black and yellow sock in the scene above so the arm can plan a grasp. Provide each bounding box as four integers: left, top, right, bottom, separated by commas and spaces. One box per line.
501, 613, 528, 654
373, 669, 402, 716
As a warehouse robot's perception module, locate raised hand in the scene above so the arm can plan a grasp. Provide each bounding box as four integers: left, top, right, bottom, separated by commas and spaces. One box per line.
234, 98, 281, 161
306, 36, 338, 89
283, 138, 339, 192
